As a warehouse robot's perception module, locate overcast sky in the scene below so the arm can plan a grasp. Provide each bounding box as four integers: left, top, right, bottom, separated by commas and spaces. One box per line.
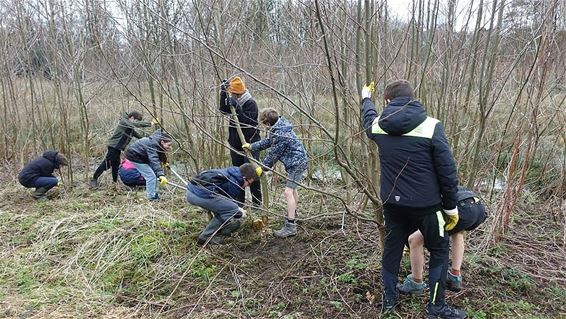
387, 0, 484, 31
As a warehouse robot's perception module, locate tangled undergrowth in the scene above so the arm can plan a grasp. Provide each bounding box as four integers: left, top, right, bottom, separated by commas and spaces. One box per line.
1, 172, 565, 319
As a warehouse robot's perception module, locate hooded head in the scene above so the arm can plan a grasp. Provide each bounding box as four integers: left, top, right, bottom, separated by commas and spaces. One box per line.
43, 150, 68, 168
229, 76, 246, 95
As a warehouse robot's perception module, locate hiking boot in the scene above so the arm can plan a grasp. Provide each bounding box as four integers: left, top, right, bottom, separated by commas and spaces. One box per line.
32, 187, 48, 201
197, 217, 224, 246
426, 302, 466, 319
397, 274, 427, 295
220, 218, 242, 237
446, 271, 462, 292
273, 220, 297, 238
197, 234, 225, 246
89, 179, 99, 189
381, 295, 397, 314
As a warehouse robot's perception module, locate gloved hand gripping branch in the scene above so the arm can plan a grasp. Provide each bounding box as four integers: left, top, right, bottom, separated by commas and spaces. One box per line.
443, 207, 459, 231
361, 81, 375, 100
221, 79, 230, 92
158, 175, 168, 186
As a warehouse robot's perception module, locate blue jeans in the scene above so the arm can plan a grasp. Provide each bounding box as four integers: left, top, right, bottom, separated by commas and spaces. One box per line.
132, 162, 158, 199
29, 176, 58, 190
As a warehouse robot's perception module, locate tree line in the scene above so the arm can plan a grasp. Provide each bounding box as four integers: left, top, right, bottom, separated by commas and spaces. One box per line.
0, 0, 564, 244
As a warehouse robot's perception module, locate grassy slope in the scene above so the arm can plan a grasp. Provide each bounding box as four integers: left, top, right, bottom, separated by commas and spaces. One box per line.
1, 175, 565, 319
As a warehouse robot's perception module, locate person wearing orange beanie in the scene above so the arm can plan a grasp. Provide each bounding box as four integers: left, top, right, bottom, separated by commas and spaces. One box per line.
219, 76, 262, 210
228, 77, 246, 95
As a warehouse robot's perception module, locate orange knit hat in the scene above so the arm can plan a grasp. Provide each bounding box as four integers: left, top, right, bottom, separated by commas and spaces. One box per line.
229, 77, 246, 94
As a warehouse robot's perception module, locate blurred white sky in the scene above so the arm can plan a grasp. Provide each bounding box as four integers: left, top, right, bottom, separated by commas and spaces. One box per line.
387, 0, 485, 31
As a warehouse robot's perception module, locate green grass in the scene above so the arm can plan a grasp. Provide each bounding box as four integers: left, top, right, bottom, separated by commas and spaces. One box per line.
1, 180, 564, 318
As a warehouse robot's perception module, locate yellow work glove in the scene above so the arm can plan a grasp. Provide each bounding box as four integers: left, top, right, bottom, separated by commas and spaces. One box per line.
242, 143, 251, 151
361, 81, 375, 99
443, 208, 459, 231
158, 176, 168, 186
255, 166, 263, 177
151, 117, 160, 126
57, 180, 63, 187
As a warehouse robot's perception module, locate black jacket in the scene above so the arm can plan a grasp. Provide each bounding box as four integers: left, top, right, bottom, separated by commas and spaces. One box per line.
219, 90, 260, 150
18, 150, 63, 187
125, 130, 166, 177
361, 96, 459, 210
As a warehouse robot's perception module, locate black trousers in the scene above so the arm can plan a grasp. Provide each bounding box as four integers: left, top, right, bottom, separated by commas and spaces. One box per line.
93, 147, 121, 182
230, 149, 262, 207
381, 204, 449, 305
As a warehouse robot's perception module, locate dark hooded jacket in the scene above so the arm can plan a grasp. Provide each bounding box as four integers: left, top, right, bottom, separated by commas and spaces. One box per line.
249, 116, 308, 171
125, 130, 167, 177
361, 96, 458, 210
187, 167, 244, 200
18, 150, 63, 187
219, 90, 260, 150
107, 112, 152, 151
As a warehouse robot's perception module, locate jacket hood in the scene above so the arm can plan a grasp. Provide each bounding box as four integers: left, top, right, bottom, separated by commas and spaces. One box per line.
150, 129, 163, 139
42, 150, 60, 168
272, 116, 293, 133
379, 97, 427, 135
226, 166, 243, 181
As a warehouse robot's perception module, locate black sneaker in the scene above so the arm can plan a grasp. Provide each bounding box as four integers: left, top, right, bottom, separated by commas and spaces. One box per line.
426, 303, 466, 319
381, 296, 397, 314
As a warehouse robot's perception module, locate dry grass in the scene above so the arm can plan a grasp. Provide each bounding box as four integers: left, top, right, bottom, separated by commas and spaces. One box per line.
1, 168, 565, 318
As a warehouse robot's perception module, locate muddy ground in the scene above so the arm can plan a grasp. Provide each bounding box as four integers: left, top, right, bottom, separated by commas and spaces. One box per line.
1, 173, 565, 318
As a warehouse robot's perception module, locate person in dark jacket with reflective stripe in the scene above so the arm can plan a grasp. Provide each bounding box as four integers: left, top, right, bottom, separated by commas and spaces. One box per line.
219, 76, 262, 209
125, 129, 172, 200
186, 163, 261, 245
18, 150, 68, 200
361, 80, 466, 319
89, 111, 153, 188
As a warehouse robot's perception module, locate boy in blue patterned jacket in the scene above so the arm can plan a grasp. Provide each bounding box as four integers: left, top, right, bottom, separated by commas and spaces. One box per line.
243, 108, 308, 238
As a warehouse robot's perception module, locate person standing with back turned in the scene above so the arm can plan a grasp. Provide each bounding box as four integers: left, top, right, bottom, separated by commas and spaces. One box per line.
360, 80, 467, 318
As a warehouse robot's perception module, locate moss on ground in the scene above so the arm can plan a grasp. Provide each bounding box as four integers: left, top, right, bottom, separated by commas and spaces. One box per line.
1, 179, 565, 318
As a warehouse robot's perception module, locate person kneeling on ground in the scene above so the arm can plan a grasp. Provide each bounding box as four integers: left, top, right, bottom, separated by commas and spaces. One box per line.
186, 163, 262, 245
242, 108, 308, 238
398, 186, 487, 295
125, 129, 172, 200
118, 158, 146, 187
18, 150, 68, 201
